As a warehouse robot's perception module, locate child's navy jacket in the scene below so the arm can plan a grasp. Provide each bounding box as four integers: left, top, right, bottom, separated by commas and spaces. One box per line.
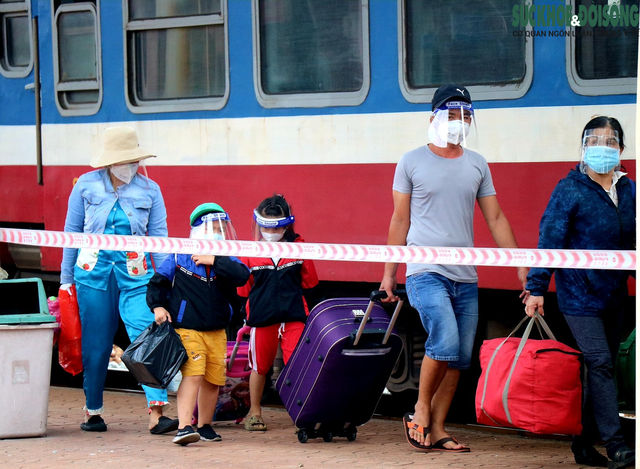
147, 254, 250, 331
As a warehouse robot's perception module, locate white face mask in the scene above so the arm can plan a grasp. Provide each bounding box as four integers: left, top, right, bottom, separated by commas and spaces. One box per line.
261, 230, 284, 243
110, 162, 139, 184
446, 120, 470, 145
428, 119, 470, 146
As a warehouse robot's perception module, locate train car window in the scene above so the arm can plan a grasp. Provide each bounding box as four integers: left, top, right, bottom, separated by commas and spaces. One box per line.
124, 0, 229, 113
52, 2, 102, 116
399, 0, 533, 103
253, 0, 370, 108
0, 0, 33, 78
129, 0, 221, 19
567, 0, 638, 95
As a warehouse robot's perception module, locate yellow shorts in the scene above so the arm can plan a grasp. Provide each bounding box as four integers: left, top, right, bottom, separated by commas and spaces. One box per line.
175, 328, 227, 386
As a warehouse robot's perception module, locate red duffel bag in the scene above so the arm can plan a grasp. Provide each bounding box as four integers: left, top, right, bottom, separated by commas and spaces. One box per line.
475, 313, 582, 435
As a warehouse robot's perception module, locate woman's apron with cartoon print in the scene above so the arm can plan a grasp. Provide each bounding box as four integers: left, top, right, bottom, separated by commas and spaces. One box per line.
74, 201, 153, 290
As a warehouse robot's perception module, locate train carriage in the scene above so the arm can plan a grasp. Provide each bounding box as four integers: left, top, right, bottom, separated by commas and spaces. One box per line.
0, 0, 637, 397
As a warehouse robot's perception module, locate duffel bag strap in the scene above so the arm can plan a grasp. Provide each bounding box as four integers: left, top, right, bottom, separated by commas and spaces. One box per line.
501, 315, 538, 424
479, 314, 529, 424
502, 313, 556, 424
533, 313, 556, 341
480, 313, 556, 425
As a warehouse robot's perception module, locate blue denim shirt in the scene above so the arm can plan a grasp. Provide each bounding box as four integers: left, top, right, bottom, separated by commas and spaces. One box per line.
60, 169, 168, 284
74, 201, 156, 291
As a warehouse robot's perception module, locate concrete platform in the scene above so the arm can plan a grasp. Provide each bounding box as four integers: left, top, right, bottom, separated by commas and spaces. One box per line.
0, 386, 622, 469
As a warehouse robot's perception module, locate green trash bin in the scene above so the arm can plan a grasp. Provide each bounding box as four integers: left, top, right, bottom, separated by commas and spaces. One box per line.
0, 278, 57, 438
616, 329, 635, 413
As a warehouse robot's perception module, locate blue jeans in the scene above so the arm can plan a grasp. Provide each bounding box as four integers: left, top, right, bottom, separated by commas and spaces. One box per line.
77, 272, 168, 414
563, 312, 626, 457
406, 272, 478, 370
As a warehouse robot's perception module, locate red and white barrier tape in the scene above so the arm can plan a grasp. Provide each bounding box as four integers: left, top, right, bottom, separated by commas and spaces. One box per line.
0, 228, 635, 270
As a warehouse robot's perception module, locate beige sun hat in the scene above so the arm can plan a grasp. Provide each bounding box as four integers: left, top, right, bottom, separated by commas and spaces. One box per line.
90, 126, 156, 168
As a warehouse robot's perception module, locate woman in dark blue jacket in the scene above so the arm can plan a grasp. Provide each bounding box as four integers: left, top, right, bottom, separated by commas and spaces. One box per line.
525, 116, 635, 469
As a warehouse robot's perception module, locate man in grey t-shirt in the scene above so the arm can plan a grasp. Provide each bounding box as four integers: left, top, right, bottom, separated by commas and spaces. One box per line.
380, 84, 528, 452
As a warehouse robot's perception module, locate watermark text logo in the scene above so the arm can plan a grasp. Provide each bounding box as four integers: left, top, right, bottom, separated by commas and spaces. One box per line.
512, 3, 639, 28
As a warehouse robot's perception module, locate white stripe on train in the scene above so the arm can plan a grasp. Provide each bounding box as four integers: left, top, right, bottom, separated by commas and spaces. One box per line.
0, 104, 635, 166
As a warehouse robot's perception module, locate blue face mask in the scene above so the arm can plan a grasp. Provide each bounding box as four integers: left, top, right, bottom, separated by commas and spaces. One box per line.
582, 146, 620, 174
211, 233, 224, 241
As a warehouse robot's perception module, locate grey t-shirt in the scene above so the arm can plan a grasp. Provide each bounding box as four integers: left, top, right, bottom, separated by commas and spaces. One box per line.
393, 145, 496, 282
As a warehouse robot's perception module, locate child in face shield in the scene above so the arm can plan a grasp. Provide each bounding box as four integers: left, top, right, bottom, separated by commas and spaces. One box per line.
189, 209, 237, 266
238, 194, 323, 432
146, 203, 250, 445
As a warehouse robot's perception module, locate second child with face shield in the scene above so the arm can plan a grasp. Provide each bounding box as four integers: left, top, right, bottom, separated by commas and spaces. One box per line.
146, 203, 250, 445
238, 194, 323, 432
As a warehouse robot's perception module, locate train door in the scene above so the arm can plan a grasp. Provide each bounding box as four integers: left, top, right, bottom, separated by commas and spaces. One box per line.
0, 0, 102, 277
0, 0, 42, 275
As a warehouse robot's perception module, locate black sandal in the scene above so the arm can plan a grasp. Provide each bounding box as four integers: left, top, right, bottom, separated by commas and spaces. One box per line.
150, 416, 179, 434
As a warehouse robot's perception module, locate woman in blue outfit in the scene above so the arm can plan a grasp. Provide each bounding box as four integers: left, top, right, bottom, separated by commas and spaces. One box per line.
60, 126, 177, 434
525, 116, 635, 469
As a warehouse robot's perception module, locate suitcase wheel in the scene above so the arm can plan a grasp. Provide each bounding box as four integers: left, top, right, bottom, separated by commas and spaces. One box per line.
297, 430, 309, 444
322, 432, 333, 443
346, 427, 357, 442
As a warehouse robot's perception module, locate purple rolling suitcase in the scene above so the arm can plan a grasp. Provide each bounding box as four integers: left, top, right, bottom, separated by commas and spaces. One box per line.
276, 291, 405, 443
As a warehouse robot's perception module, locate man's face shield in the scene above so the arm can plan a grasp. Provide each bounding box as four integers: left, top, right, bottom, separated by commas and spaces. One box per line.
190, 212, 237, 241
428, 101, 476, 148
252, 210, 295, 242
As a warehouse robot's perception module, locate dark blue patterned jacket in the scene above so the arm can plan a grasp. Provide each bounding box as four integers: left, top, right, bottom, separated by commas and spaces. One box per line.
526, 166, 635, 316
147, 254, 250, 331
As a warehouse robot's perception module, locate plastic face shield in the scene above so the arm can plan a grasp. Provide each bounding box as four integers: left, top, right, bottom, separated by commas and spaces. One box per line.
428, 101, 476, 148
582, 128, 620, 149
190, 212, 237, 241
252, 210, 295, 241
580, 128, 621, 174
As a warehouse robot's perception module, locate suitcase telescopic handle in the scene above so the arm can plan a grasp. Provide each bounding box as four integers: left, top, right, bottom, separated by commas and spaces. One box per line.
369, 289, 407, 302
228, 325, 251, 371
353, 290, 406, 347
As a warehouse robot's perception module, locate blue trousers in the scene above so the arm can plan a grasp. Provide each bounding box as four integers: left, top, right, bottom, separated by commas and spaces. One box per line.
563, 311, 626, 458
76, 272, 168, 414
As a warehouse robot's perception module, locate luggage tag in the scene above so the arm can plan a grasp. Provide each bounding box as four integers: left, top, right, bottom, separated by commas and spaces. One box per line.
351, 308, 370, 322
347, 290, 406, 351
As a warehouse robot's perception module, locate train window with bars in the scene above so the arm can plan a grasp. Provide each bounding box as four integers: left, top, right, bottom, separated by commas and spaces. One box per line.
124, 0, 229, 113
253, 0, 370, 108
0, 0, 33, 78
567, 0, 638, 95
399, 0, 532, 103
52, 1, 102, 116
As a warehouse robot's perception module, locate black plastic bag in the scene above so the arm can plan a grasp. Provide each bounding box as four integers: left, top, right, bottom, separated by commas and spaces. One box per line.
121, 321, 187, 389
